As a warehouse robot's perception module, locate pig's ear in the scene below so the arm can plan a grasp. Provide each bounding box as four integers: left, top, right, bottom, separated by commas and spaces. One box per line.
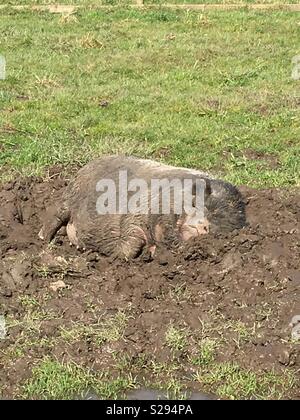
192, 178, 211, 198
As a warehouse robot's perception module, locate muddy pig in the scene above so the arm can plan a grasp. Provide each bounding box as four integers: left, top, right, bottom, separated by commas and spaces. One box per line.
39, 156, 246, 259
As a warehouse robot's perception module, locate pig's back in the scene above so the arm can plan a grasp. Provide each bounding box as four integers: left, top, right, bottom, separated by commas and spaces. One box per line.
65, 155, 211, 203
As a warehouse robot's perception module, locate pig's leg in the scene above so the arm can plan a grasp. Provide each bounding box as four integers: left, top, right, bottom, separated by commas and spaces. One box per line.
118, 219, 149, 259
66, 222, 79, 247
39, 206, 70, 243
143, 223, 164, 258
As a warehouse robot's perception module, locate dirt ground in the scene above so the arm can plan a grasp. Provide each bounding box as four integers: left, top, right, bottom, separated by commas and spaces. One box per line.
0, 169, 299, 399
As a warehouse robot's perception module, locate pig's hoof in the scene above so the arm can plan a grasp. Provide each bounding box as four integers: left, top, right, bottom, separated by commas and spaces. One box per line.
290, 315, 300, 341
38, 228, 45, 241
149, 245, 156, 258
66, 223, 79, 247
141, 245, 156, 262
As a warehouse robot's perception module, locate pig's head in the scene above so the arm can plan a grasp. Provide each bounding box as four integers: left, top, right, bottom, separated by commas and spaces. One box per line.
204, 179, 246, 233
177, 178, 246, 240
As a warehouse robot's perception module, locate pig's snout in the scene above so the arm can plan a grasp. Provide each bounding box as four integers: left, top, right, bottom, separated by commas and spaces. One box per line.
177, 215, 210, 241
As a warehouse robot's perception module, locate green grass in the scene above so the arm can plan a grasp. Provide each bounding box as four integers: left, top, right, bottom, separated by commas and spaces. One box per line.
20, 352, 297, 400
2, 295, 298, 400
144, 1, 300, 4
21, 358, 136, 400
0, 7, 299, 187
195, 362, 297, 400
2, 308, 129, 363
59, 311, 129, 345
2, 1, 300, 5
165, 324, 188, 352
189, 337, 218, 366
21, 356, 186, 400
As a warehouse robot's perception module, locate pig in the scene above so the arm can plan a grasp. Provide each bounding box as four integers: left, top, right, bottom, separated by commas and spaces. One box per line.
39, 156, 246, 259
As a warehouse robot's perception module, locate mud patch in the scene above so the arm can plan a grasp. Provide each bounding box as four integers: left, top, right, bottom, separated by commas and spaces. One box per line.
0, 173, 299, 399
224, 149, 280, 171
242, 149, 280, 169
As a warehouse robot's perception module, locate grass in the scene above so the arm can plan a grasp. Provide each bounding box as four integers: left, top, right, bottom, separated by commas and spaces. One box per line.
2, 1, 300, 5
5, 281, 294, 400
2, 300, 298, 399
21, 357, 136, 400
0, 7, 299, 187
194, 362, 297, 400
1, 308, 129, 363
225, 320, 256, 348
59, 311, 129, 345
21, 356, 186, 400
189, 337, 218, 366
165, 324, 188, 351
19, 348, 298, 400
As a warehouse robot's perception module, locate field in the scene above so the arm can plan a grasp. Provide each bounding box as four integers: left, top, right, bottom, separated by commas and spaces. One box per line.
0, 4, 299, 400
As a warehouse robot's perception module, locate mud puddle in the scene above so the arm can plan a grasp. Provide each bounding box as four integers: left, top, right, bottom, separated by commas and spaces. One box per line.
79, 388, 216, 400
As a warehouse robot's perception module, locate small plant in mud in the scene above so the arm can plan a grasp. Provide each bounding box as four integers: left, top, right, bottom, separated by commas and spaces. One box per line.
165, 325, 188, 352
59, 310, 129, 345
18, 296, 40, 309
34, 264, 53, 279
168, 282, 192, 303
255, 303, 273, 322
189, 338, 218, 367
143, 375, 185, 400
164, 377, 186, 400
225, 320, 256, 348
150, 360, 180, 376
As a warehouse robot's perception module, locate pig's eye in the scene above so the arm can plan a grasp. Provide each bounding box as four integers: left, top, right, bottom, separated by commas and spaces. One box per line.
203, 225, 209, 232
